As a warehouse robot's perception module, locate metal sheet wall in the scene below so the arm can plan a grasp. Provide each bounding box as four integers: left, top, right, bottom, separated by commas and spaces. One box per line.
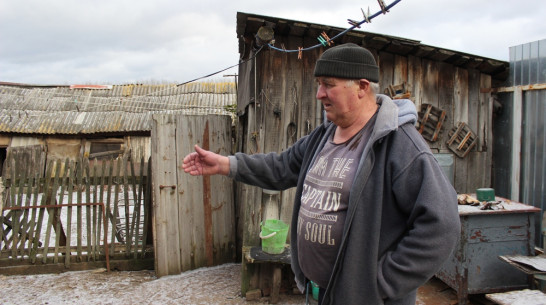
521, 89, 546, 231
508, 39, 546, 244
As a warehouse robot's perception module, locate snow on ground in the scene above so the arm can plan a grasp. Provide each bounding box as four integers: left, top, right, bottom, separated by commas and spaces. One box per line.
0, 263, 308, 305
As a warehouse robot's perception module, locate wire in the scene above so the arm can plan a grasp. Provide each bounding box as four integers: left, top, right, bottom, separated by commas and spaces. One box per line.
175, 46, 264, 87
267, 0, 402, 53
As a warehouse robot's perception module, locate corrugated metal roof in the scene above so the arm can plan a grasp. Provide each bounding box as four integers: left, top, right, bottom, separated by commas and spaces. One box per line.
0, 82, 237, 134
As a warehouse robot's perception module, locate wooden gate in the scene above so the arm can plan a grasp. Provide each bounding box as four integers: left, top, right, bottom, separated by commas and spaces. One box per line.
151, 114, 236, 277
0, 149, 153, 275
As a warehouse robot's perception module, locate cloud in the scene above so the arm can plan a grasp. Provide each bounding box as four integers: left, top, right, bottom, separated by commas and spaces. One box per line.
1, 0, 545, 84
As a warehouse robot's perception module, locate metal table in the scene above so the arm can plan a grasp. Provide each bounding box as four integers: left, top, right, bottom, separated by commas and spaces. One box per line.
436, 197, 541, 305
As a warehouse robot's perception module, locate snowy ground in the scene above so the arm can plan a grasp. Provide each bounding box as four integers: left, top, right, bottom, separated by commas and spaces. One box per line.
0, 263, 308, 305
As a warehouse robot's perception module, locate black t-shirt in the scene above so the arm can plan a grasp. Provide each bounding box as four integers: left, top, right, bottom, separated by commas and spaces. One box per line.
297, 113, 377, 288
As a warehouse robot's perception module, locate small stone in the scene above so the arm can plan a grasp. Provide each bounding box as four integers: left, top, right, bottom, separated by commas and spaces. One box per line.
245, 289, 262, 301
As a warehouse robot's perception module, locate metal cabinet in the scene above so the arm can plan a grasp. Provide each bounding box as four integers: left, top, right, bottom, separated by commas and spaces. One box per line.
436, 197, 541, 305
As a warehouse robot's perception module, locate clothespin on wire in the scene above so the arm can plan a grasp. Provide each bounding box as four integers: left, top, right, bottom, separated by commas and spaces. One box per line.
317, 35, 328, 47
298, 47, 303, 59
318, 31, 332, 46
363, 7, 371, 23
378, 0, 389, 14
348, 7, 372, 28
347, 18, 361, 28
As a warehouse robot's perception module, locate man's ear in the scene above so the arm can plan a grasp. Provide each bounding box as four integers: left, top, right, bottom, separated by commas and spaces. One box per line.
358, 79, 370, 97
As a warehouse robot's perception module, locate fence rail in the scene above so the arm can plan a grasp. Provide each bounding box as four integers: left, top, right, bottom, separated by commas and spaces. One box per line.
0, 155, 152, 272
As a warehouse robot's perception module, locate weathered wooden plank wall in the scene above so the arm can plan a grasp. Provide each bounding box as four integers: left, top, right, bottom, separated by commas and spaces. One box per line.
237, 38, 494, 296
151, 114, 235, 277
378, 52, 493, 192
238, 45, 494, 238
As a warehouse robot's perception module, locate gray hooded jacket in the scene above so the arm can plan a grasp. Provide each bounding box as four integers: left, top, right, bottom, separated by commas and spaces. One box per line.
229, 94, 460, 304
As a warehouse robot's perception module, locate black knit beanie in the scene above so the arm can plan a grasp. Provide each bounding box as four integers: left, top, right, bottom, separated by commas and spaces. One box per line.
314, 43, 379, 82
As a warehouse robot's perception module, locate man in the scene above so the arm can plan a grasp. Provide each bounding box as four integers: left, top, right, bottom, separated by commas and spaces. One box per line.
183, 43, 460, 305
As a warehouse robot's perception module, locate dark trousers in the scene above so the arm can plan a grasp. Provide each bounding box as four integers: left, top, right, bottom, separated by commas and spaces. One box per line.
318, 287, 325, 305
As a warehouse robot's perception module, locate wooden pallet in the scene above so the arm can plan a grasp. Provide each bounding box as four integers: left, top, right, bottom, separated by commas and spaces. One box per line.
447, 122, 477, 158
417, 104, 446, 142
384, 82, 412, 100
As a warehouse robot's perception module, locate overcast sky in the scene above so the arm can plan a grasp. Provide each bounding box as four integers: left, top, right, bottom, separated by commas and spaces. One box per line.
1, 0, 544, 85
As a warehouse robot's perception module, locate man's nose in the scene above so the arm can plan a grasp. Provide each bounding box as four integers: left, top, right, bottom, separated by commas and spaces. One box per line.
316, 85, 326, 99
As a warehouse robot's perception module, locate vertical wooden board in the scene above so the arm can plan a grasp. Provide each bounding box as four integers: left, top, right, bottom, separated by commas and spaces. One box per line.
234, 114, 245, 256
262, 36, 286, 156
438, 62, 455, 151
466, 151, 488, 192
258, 43, 284, 240
280, 36, 303, 151
255, 48, 269, 155
84, 160, 92, 260
479, 74, 493, 153
453, 155, 468, 194
236, 54, 263, 249
177, 115, 206, 270
467, 69, 480, 150
246, 46, 271, 248
453, 68, 469, 124
393, 55, 408, 86
76, 159, 84, 260
280, 35, 317, 238
452, 68, 469, 193
210, 173, 235, 263
280, 189, 295, 243
277, 37, 302, 238
237, 59, 253, 116
421, 59, 440, 151
480, 74, 493, 187
209, 116, 235, 264
421, 59, 439, 107
408, 55, 423, 109
299, 35, 320, 137
28, 171, 41, 256
151, 113, 181, 276
65, 161, 75, 266
379, 51, 395, 94
308, 36, 322, 129
241, 105, 261, 248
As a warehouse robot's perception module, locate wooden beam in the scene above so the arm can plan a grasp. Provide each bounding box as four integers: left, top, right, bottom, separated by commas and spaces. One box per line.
0, 258, 154, 276
511, 87, 522, 201
484, 83, 546, 93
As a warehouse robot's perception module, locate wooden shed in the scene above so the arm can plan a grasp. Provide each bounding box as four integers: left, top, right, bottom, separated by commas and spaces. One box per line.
0, 81, 237, 176
234, 11, 509, 300
0, 81, 237, 275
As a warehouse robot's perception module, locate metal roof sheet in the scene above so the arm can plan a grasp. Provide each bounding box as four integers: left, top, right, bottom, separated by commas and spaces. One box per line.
0, 82, 237, 134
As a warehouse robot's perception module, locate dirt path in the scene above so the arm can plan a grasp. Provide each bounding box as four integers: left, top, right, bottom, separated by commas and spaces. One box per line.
0, 262, 486, 304
0, 263, 307, 305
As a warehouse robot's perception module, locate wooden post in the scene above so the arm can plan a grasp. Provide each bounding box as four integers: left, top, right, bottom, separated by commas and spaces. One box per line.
151, 114, 182, 277
152, 114, 235, 277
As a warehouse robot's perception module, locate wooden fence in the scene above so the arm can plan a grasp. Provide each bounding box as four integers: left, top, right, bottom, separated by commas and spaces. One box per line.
0, 153, 153, 274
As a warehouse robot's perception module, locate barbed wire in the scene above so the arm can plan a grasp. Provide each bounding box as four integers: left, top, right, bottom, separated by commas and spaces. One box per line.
268, 0, 402, 54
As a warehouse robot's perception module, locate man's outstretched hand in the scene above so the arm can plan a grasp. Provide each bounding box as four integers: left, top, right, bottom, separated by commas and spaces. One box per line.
182, 145, 230, 176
